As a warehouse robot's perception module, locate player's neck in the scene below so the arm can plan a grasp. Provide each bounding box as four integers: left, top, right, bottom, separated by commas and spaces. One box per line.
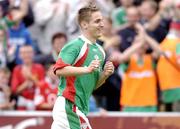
82, 32, 96, 44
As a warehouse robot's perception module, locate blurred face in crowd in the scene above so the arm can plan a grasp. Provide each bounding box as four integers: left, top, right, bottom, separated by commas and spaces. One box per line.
126, 7, 140, 26
120, 0, 133, 7
53, 37, 66, 54
140, 1, 157, 20
174, 0, 180, 20
20, 45, 34, 65
102, 17, 112, 36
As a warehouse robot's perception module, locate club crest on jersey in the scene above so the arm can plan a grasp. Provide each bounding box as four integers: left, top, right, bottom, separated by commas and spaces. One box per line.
94, 55, 99, 60
93, 48, 97, 52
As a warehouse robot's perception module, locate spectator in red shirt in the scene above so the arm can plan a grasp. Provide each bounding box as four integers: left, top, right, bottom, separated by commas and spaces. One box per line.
11, 45, 45, 110
35, 64, 58, 110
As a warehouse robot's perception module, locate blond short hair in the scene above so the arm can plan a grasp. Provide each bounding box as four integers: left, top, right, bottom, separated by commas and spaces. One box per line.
77, 3, 99, 25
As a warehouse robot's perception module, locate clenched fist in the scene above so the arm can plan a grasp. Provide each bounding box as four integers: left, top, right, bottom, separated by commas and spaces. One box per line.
103, 61, 114, 77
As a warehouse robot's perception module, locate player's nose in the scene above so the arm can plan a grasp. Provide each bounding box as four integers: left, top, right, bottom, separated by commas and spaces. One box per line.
100, 21, 104, 28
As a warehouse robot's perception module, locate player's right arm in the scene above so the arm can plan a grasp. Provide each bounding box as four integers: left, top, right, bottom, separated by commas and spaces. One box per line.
53, 40, 100, 77
55, 60, 100, 76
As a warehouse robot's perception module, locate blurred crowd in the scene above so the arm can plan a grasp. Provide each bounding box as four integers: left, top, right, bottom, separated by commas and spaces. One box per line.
0, 0, 180, 113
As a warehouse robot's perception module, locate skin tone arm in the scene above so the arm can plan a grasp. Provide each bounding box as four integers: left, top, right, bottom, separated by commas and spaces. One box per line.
145, 33, 163, 56
16, 80, 33, 94
38, 103, 54, 110
55, 59, 114, 89
110, 41, 145, 64
0, 101, 15, 110
109, 23, 145, 64
95, 61, 114, 89
143, 0, 172, 31
55, 59, 100, 76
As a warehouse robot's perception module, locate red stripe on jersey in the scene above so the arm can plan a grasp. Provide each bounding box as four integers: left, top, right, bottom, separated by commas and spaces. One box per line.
79, 116, 90, 129
63, 46, 89, 102
74, 47, 89, 67
53, 58, 70, 74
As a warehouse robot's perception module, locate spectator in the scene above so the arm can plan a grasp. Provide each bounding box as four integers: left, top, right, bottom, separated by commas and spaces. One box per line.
11, 45, 45, 110
8, 20, 34, 65
0, 67, 15, 110
157, 22, 180, 111
5, 0, 34, 27
99, 17, 121, 52
110, 23, 162, 112
155, 0, 180, 112
111, 0, 134, 30
118, 6, 140, 52
65, 0, 89, 40
0, 0, 28, 69
0, 0, 9, 16
31, 0, 69, 54
35, 64, 58, 110
95, 0, 115, 17
139, 0, 170, 42
34, 32, 67, 66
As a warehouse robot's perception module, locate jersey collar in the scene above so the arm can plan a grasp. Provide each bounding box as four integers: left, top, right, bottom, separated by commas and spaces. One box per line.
79, 35, 94, 45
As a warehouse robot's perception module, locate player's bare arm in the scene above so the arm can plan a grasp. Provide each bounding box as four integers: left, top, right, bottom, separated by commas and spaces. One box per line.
55, 59, 100, 77
96, 61, 114, 89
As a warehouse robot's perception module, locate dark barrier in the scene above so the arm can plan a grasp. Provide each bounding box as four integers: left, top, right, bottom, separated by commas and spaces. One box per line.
1, 111, 180, 129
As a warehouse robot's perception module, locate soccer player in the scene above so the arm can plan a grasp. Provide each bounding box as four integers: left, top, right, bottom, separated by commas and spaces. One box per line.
51, 3, 114, 129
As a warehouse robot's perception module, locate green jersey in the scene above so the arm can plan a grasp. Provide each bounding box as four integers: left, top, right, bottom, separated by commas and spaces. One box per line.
54, 35, 105, 115
0, 15, 15, 50
0, 15, 15, 30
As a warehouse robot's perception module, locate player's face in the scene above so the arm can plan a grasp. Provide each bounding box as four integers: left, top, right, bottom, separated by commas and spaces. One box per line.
87, 11, 104, 39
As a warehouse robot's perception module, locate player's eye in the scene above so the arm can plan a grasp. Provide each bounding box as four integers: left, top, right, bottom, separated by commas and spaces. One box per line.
95, 19, 101, 23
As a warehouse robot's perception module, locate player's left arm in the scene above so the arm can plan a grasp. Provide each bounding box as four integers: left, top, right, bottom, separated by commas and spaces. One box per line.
95, 61, 114, 89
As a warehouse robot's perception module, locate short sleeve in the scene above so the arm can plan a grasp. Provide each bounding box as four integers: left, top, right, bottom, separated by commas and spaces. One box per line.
53, 39, 83, 74
59, 40, 82, 65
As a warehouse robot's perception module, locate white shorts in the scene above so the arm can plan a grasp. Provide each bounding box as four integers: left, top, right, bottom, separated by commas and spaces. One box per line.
51, 96, 92, 129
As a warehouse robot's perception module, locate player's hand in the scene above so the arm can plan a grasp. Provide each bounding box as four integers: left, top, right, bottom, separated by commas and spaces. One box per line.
87, 59, 100, 73
102, 61, 114, 77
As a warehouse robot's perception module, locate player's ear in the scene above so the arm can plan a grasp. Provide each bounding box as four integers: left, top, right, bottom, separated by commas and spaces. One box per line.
80, 21, 88, 30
